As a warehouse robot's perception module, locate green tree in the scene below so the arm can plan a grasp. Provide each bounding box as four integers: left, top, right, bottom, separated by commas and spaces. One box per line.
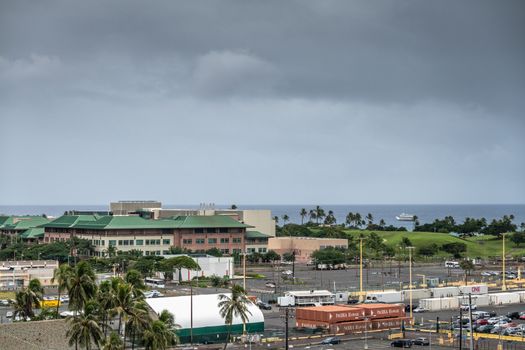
459, 259, 475, 284
125, 269, 146, 291
379, 219, 386, 228
400, 237, 412, 249
510, 232, 525, 247
142, 320, 175, 350
366, 213, 374, 225
113, 282, 137, 335
97, 280, 116, 336
418, 243, 439, 257
126, 301, 152, 350
282, 252, 295, 262
311, 247, 345, 265
441, 242, 467, 258
315, 206, 325, 224
68, 261, 97, 311
263, 250, 280, 263
101, 332, 123, 350
218, 285, 252, 350
66, 312, 104, 350
299, 208, 308, 225
281, 214, 290, 226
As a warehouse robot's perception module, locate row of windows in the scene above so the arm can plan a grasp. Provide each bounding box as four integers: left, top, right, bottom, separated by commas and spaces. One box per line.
107, 239, 171, 247
194, 228, 230, 234
247, 247, 267, 253
181, 237, 243, 245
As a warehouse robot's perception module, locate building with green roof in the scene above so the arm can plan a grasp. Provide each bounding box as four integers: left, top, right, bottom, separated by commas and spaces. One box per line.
43, 214, 254, 257
0, 216, 50, 236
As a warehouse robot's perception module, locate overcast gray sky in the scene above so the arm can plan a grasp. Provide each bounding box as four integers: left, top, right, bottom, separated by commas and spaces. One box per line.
1, 0, 524, 205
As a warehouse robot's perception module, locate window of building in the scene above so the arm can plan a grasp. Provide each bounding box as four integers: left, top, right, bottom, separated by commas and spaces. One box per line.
182, 239, 192, 244
162, 250, 169, 255
194, 228, 204, 234
258, 248, 267, 253
206, 228, 216, 233
219, 228, 229, 233
196, 238, 205, 244
247, 248, 256, 253
233, 248, 242, 254
135, 239, 143, 245
109, 240, 116, 247
220, 248, 229, 254
220, 238, 229, 244
208, 238, 217, 244
232, 238, 242, 243
163, 239, 170, 245
118, 240, 122, 245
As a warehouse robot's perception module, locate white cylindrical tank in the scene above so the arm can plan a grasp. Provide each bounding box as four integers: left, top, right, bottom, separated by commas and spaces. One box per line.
458, 285, 488, 295
489, 292, 520, 305
419, 297, 459, 311
431, 287, 460, 298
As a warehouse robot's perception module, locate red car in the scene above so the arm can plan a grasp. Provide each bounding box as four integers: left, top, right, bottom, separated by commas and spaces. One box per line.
519, 313, 525, 320
476, 319, 488, 325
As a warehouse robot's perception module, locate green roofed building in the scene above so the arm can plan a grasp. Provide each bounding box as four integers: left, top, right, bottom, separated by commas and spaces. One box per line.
43, 215, 253, 257
0, 216, 50, 237
246, 230, 271, 254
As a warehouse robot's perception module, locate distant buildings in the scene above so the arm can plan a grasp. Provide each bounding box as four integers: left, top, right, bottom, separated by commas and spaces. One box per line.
268, 236, 348, 263
0, 260, 59, 289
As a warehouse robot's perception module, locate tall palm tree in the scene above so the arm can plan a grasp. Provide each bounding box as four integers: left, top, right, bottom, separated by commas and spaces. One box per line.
52, 263, 73, 317
217, 285, 252, 350
142, 320, 175, 350
126, 301, 152, 350
101, 332, 123, 350
315, 206, 325, 224
113, 282, 137, 336
281, 214, 289, 226
158, 309, 180, 344
66, 312, 104, 350
68, 261, 97, 311
299, 208, 307, 225
97, 280, 117, 336
366, 213, 374, 225
309, 210, 317, 224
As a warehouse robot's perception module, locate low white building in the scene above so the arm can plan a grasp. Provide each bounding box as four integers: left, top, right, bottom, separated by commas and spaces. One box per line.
161, 254, 234, 282
145, 294, 264, 344
280, 290, 335, 306
0, 260, 59, 289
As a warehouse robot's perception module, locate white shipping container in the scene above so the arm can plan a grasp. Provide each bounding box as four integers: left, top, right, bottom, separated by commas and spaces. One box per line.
366, 291, 403, 303
515, 291, 525, 303
419, 297, 459, 311
402, 289, 431, 300
431, 287, 460, 298
458, 294, 489, 307
489, 292, 520, 305
459, 285, 488, 295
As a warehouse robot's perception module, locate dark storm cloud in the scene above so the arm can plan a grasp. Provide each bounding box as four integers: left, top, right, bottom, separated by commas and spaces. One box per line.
0, 0, 524, 204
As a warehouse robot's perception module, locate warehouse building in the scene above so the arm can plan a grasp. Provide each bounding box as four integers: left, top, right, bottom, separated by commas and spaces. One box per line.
268, 237, 348, 263
146, 294, 264, 344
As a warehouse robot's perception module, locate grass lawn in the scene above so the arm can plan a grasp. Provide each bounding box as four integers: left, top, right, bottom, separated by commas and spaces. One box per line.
342, 230, 525, 258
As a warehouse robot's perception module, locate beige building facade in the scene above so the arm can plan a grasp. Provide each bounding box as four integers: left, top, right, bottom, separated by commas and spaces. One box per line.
268, 237, 348, 263
0, 260, 59, 290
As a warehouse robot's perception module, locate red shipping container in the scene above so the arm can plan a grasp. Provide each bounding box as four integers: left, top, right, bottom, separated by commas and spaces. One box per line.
295, 305, 365, 324
329, 320, 371, 334
295, 319, 330, 329
360, 303, 404, 319
372, 317, 409, 330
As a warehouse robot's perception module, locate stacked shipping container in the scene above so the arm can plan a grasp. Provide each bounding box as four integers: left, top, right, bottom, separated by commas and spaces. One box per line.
295, 304, 407, 335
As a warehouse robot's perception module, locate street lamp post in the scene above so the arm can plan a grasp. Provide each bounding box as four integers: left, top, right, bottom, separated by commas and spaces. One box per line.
408, 246, 415, 323
359, 238, 363, 300
502, 233, 507, 291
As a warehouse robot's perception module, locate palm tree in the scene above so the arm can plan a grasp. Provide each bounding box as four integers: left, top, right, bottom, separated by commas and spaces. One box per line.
309, 210, 317, 224
53, 263, 73, 317
101, 332, 123, 350
142, 320, 175, 350
113, 282, 136, 336
13, 279, 43, 319
281, 214, 289, 226
315, 206, 325, 224
97, 280, 117, 336
379, 219, 386, 228
68, 261, 97, 311
66, 312, 104, 350
158, 309, 180, 343
299, 208, 307, 225
217, 285, 252, 350
273, 216, 279, 225
126, 301, 152, 350
366, 213, 374, 225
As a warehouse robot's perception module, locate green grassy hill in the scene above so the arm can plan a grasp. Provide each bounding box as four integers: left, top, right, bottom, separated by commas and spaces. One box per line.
343, 230, 524, 258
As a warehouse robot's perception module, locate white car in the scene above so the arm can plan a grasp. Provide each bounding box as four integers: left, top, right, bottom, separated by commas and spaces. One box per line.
281, 270, 293, 275
0, 299, 9, 306
60, 310, 83, 318
265, 282, 276, 288
460, 304, 477, 311
60, 296, 70, 303
413, 307, 428, 313
6, 311, 13, 318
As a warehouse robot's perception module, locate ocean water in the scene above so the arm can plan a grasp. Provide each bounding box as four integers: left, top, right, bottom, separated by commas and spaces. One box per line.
0, 204, 524, 228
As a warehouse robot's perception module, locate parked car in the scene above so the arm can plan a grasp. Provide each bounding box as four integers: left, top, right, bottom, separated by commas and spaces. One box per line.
476, 325, 494, 333
60, 296, 69, 303
265, 282, 276, 288
321, 336, 341, 345
405, 304, 418, 312
282, 270, 293, 275
0, 299, 9, 306
347, 298, 360, 304
257, 301, 272, 310
391, 339, 413, 348
412, 337, 430, 346
413, 307, 428, 313
519, 312, 525, 320
507, 311, 520, 319
5, 311, 13, 318
475, 318, 488, 326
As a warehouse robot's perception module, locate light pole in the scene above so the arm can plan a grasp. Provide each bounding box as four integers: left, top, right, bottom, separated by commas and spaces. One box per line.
502, 232, 507, 291
359, 237, 363, 300
364, 316, 369, 349
408, 246, 415, 322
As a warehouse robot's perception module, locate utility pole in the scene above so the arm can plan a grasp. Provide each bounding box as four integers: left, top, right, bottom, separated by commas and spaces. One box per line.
468, 294, 474, 350
360, 238, 363, 300
408, 246, 414, 322
502, 233, 507, 291
459, 306, 463, 350
285, 307, 289, 350
292, 251, 295, 284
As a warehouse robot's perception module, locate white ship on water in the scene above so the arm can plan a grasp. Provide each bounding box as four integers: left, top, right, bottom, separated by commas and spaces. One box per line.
396, 213, 416, 221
